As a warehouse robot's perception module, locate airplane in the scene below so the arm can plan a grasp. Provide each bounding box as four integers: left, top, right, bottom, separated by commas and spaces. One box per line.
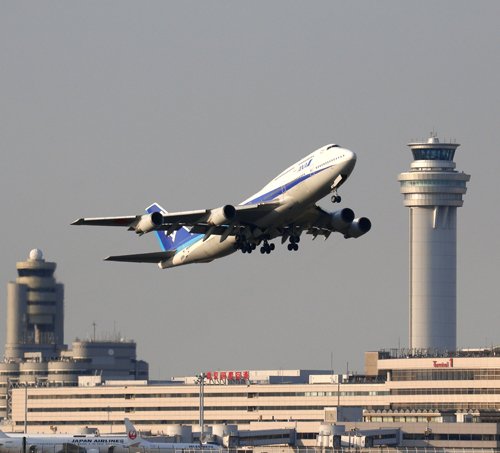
123, 418, 219, 449
0, 429, 132, 452
0, 419, 220, 452
72, 144, 371, 269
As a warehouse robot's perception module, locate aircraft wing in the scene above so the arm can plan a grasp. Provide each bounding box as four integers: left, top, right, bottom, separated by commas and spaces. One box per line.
233, 201, 281, 224
153, 201, 280, 230
71, 210, 210, 228
72, 200, 282, 234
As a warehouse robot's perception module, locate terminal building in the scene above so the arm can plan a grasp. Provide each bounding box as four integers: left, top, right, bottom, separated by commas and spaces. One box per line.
5, 135, 500, 449
7, 355, 500, 448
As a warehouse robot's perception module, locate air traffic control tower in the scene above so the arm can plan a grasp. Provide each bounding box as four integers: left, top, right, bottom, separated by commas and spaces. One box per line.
5, 249, 65, 359
398, 134, 470, 352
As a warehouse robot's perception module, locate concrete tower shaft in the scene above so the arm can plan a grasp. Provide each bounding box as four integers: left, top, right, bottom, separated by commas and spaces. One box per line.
398, 135, 470, 351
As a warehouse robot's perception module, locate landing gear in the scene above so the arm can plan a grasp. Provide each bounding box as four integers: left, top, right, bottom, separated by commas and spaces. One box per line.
287, 235, 300, 251
236, 234, 277, 256
260, 241, 276, 254
331, 187, 342, 203
235, 235, 257, 254
331, 193, 341, 203
241, 242, 256, 254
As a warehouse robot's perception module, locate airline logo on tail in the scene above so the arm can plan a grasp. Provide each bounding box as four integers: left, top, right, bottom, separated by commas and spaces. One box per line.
128, 430, 137, 440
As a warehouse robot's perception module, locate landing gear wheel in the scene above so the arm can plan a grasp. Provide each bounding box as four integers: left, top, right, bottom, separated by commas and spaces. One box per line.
331, 192, 341, 203
260, 240, 274, 255
293, 243, 299, 251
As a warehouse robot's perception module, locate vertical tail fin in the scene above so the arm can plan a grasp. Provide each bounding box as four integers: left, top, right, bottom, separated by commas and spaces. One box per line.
124, 418, 143, 444
146, 203, 199, 251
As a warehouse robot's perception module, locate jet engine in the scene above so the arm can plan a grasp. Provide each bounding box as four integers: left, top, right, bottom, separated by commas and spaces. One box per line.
329, 208, 355, 230
344, 217, 372, 238
133, 211, 163, 234
206, 205, 236, 225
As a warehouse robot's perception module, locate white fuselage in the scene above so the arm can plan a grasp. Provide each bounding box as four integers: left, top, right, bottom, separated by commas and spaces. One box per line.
0, 433, 130, 449
0, 433, 220, 451
162, 145, 357, 268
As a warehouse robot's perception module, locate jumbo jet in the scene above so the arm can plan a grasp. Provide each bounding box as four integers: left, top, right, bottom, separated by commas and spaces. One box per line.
72, 144, 371, 269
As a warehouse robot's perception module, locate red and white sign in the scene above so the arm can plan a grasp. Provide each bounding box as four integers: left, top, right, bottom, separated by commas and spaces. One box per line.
128, 430, 137, 440
204, 370, 249, 384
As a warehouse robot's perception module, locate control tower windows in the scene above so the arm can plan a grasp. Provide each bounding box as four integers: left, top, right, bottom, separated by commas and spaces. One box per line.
412, 148, 455, 161
18, 269, 54, 278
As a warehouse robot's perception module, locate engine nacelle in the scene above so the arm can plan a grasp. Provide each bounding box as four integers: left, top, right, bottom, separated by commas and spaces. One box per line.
207, 204, 236, 225
329, 208, 355, 231
344, 217, 372, 238
134, 211, 163, 234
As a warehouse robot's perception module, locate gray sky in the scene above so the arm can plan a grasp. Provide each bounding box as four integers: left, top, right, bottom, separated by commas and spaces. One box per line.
1, 1, 499, 379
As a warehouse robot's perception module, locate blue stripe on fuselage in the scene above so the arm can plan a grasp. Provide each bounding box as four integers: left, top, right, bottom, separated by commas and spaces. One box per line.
243, 166, 331, 205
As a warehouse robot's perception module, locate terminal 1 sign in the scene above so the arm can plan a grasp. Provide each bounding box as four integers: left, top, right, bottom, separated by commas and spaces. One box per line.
432, 358, 453, 368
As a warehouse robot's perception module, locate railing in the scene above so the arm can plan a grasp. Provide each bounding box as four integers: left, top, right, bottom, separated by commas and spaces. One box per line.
380, 348, 500, 359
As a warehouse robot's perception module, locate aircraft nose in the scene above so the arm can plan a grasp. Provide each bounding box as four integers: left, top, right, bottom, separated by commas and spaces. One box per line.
342, 149, 357, 173
345, 149, 357, 162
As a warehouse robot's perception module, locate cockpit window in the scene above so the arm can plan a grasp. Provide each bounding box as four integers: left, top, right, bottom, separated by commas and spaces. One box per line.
326, 144, 339, 149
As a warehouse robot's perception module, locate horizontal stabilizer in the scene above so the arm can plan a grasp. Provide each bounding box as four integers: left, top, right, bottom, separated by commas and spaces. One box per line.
71, 216, 138, 227
105, 251, 176, 263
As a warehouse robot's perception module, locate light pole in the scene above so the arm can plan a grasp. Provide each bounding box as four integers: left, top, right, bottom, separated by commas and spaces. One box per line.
196, 373, 206, 445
